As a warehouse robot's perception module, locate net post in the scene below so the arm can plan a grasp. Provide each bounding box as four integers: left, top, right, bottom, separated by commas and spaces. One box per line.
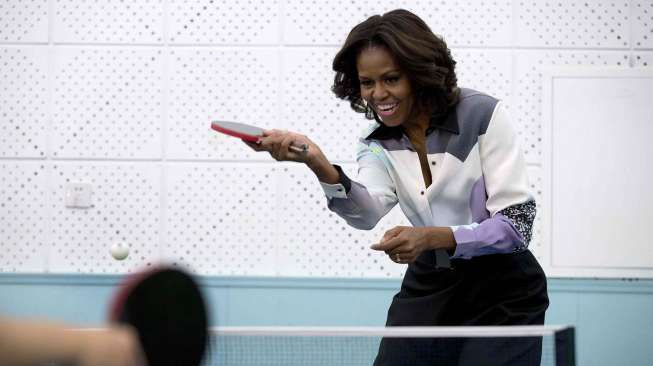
554, 326, 576, 366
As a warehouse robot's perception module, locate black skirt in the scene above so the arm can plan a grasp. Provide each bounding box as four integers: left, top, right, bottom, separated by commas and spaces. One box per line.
374, 250, 549, 366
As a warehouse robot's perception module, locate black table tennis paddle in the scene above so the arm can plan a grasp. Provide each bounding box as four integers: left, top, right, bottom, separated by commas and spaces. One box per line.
108, 266, 208, 366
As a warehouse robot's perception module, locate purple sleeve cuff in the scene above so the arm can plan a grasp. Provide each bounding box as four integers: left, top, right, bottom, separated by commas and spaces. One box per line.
451, 213, 526, 259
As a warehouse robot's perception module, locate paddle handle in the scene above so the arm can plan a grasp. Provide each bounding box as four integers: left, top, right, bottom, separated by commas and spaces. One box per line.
289, 143, 309, 153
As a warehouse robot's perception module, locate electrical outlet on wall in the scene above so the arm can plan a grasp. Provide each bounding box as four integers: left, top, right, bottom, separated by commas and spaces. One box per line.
65, 182, 94, 209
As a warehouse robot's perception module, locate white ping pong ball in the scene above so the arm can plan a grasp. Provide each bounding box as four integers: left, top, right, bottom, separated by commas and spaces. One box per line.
110, 243, 129, 260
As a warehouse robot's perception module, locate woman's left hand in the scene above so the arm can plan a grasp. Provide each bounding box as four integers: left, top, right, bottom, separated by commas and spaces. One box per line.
370, 226, 455, 264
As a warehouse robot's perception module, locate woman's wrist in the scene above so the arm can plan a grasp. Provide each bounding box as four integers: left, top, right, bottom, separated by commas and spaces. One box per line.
306, 152, 339, 184
428, 227, 456, 251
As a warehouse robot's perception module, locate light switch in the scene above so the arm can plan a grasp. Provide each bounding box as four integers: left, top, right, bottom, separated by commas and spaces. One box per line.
65, 182, 94, 209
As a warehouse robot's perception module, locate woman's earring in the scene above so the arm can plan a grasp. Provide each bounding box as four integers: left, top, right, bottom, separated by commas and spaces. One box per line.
372, 109, 383, 124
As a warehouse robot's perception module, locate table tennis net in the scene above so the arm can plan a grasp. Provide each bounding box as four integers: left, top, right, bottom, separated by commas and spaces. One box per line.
202, 325, 575, 366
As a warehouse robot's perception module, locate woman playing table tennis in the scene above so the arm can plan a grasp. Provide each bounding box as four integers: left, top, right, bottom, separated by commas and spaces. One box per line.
246, 9, 548, 366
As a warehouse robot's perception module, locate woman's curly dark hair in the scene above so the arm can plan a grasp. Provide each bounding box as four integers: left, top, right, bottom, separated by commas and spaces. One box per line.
332, 9, 459, 121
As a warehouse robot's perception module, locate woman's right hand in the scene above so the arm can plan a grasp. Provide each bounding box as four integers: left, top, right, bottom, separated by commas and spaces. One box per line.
243, 129, 340, 184
243, 129, 316, 163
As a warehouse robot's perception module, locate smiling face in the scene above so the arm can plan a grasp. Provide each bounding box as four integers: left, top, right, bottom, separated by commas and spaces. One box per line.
356, 45, 416, 127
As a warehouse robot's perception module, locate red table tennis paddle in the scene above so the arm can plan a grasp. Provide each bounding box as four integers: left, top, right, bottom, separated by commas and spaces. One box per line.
108, 266, 208, 366
211, 120, 309, 153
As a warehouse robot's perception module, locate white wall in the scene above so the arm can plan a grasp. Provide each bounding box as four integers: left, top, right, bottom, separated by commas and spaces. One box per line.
1, 0, 651, 277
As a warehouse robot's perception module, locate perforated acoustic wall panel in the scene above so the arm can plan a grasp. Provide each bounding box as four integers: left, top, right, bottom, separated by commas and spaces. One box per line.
53, 0, 164, 44
516, 0, 630, 48
168, 0, 279, 44
0, 163, 48, 273
163, 163, 278, 275
451, 49, 513, 106
52, 47, 164, 159
634, 51, 653, 66
634, 1, 653, 48
0, 46, 48, 158
0, 0, 48, 42
0, 1, 651, 277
